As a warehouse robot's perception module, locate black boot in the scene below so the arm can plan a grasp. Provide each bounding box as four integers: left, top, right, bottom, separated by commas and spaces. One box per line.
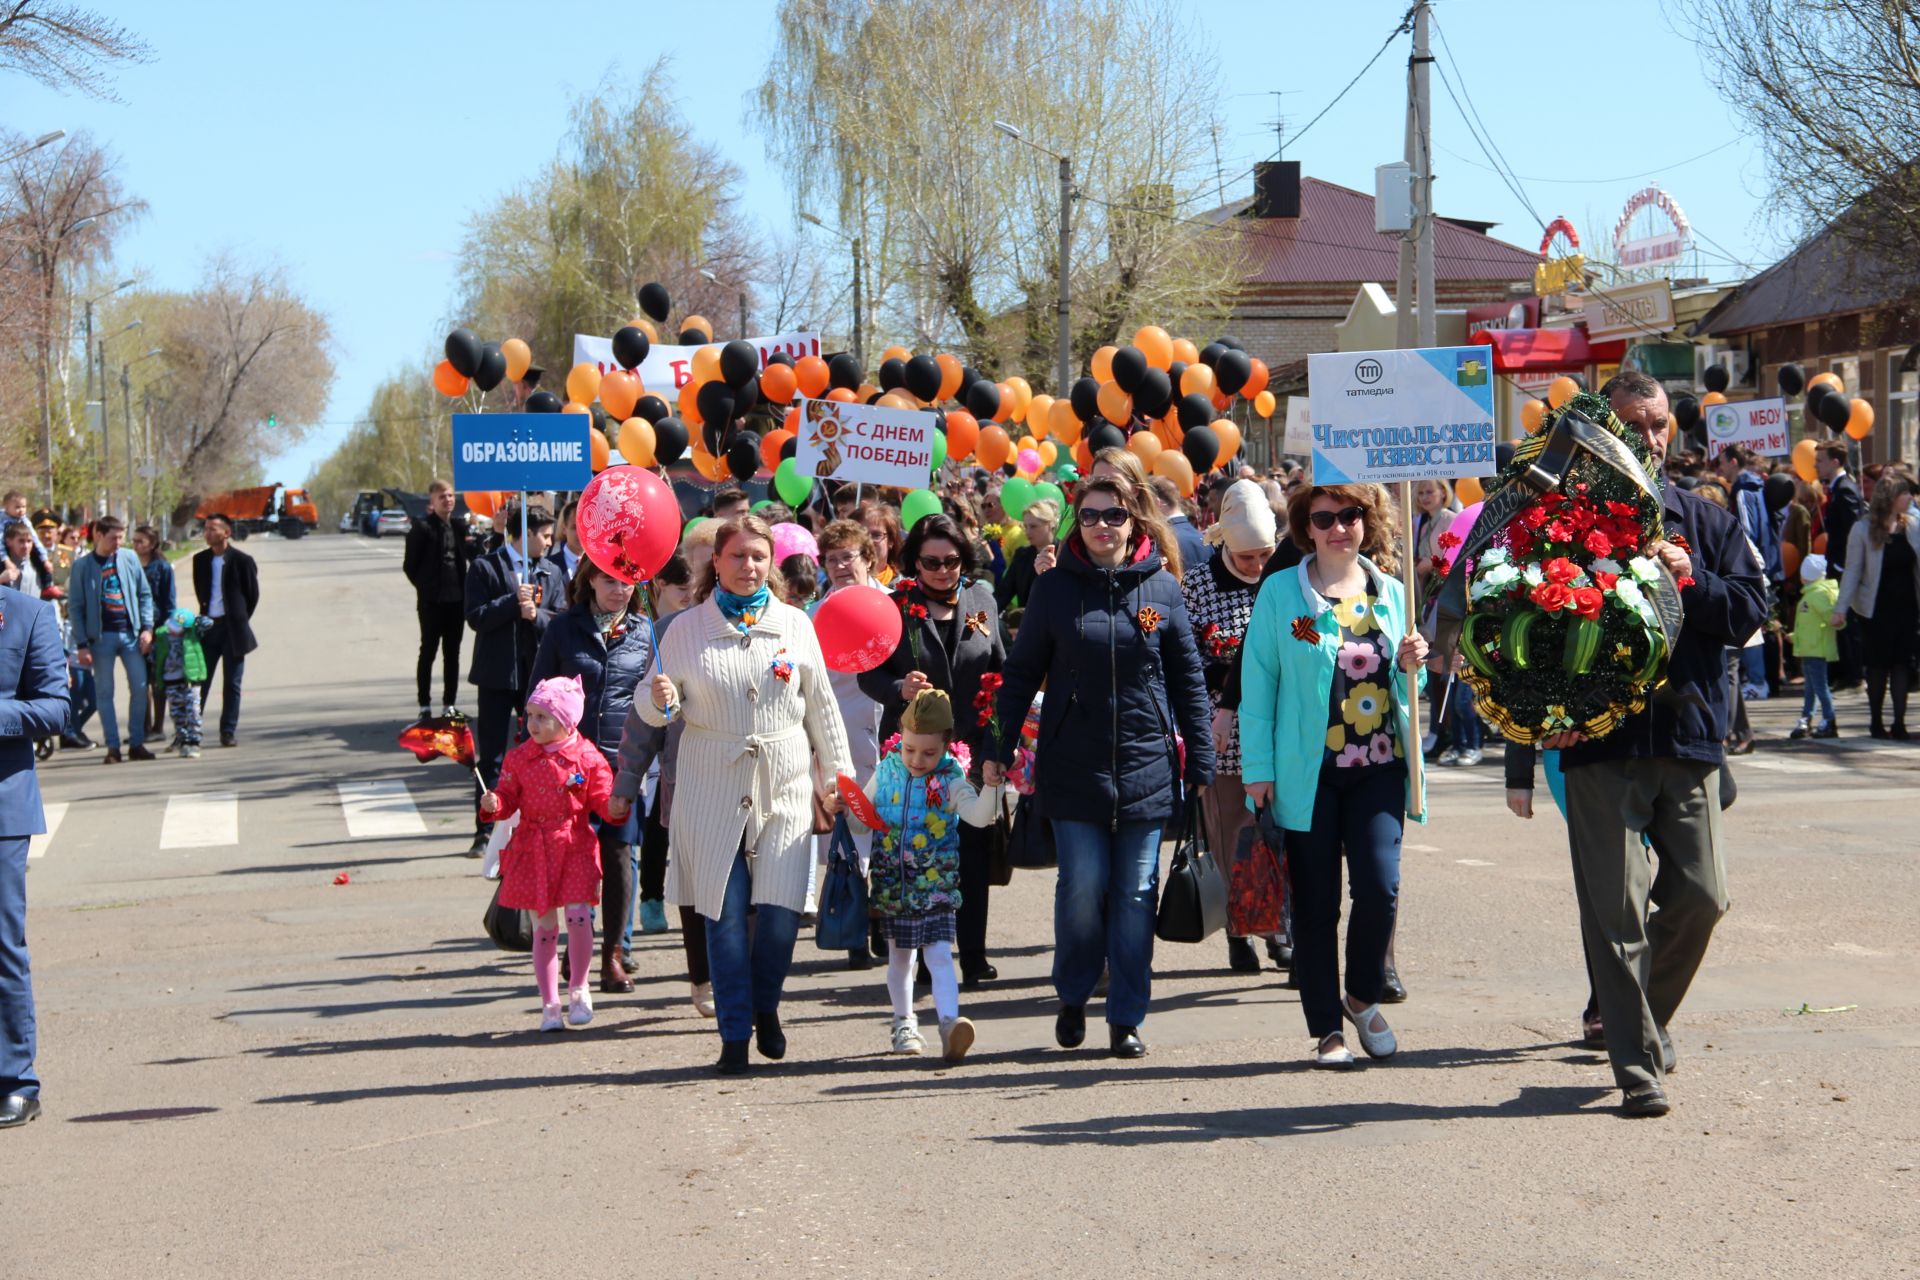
1227, 936, 1260, 973
1109, 1025, 1147, 1058
754, 1010, 787, 1060
1055, 1004, 1086, 1048
715, 1040, 750, 1075
1266, 937, 1294, 970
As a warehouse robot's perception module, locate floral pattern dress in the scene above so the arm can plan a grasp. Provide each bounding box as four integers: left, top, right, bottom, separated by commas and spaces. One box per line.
492, 733, 616, 914
1322, 594, 1405, 770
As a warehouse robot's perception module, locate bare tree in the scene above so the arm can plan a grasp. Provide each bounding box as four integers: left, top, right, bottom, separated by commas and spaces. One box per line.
757, 229, 835, 334
0, 1, 151, 100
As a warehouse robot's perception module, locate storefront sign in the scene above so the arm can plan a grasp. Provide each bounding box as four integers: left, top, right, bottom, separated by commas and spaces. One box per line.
1533, 217, 1585, 298
1283, 396, 1313, 454
452, 414, 593, 492
796, 397, 936, 488
572, 330, 820, 395
1704, 397, 1789, 459
1583, 280, 1675, 342
1613, 187, 1690, 271
1465, 297, 1542, 338
1306, 347, 1497, 484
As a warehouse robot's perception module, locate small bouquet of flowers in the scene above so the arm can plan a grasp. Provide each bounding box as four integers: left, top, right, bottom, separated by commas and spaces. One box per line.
1455, 393, 1680, 743
891, 576, 925, 667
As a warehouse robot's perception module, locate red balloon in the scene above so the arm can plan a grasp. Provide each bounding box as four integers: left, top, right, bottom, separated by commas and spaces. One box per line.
812, 583, 903, 673
838, 774, 887, 832
576, 465, 682, 584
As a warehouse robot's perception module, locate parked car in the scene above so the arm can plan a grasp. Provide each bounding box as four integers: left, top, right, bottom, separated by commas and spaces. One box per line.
338, 511, 354, 533
374, 509, 412, 537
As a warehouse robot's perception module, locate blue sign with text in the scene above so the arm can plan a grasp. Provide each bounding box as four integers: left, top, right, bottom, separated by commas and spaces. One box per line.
452, 414, 593, 493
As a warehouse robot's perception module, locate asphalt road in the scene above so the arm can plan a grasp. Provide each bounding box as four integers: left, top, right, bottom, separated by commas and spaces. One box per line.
7, 534, 1917, 1277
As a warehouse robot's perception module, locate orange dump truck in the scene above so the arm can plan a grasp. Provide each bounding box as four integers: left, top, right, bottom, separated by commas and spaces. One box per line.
194, 484, 319, 539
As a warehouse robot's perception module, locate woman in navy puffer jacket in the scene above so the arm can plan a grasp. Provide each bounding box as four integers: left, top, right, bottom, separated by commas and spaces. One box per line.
530, 556, 660, 994
985, 475, 1213, 1060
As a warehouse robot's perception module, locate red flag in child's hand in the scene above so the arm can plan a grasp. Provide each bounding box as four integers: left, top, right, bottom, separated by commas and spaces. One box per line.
837, 774, 887, 832
397, 713, 477, 768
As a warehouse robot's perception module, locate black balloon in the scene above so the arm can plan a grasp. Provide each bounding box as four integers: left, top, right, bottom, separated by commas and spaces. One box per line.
765, 350, 795, 367
721, 340, 760, 390
1134, 367, 1174, 418
1777, 363, 1806, 396
1671, 393, 1701, 429
878, 357, 907, 391
634, 394, 670, 425
472, 342, 507, 392
1763, 472, 1796, 513
904, 354, 942, 401
701, 419, 727, 456
678, 326, 710, 346
966, 378, 1001, 422
525, 390, 561, 414
696, 381, 736, 431
1069, 376, 1102, 423
1086, 422, 1128, 453
612, 326, 651, 371
1702, 363, 1730, 394
862, 389, 884, 405
1216, 335, 1245, 352
780, 434, 797, 461
1804, 382, 1833, 420
1110, 345, 1149, 393
827, 352, 864, 391
637, 282, 671, 324
1166, 360, 1188, 394
1176, 391, 1215, 429
1198, 342, 1225, 368
652, 416, 689, 466
726, 433, 761, 482
733, 377, 760, 418
444, 328, 482, 378
1214, 349, 1253, 397
1818, 389, 1854, 431
1181, 424, 1220, 474
589, 404, 608, 433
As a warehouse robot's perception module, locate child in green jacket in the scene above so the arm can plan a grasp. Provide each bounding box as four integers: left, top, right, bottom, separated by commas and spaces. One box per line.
155, 607, 211, 757
1791, 554, 1840, 739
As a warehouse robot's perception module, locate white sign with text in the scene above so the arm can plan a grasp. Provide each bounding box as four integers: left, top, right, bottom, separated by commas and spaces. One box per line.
796, 397, 937, 488
572, 330, 820, 397
1704, 396, 1789, 459
1307, 347, 1498, 484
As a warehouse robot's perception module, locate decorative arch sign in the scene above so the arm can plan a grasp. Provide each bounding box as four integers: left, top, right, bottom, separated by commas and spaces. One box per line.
1613, 187, 1690, 271
1533, 216, 1586, 297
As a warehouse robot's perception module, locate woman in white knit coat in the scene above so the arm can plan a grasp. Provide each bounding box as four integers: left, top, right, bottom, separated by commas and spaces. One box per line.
640, 515, 851, 1075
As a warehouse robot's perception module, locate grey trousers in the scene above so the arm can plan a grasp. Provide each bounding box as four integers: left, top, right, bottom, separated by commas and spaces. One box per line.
1564, 757, 1729, 1090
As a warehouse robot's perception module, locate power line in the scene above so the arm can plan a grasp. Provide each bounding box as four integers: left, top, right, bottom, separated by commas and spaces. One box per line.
1436, 137, 1744, 186
1429, 18, 1548, 233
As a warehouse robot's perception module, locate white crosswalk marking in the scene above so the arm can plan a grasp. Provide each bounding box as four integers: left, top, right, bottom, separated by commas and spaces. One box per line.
336, 780, 426, 838
159, 792, 240, 848
1737, 754, 1850, 775
27, 802, 68, 860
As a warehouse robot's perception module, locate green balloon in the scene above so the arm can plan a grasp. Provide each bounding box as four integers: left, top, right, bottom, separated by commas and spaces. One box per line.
751, 498, 772, 511
930, 428, 949, 472
1000, 476, 1035, 519
774, 457, 814, 506
684, 515, 709, 533
1055, 463, 1079, 481
1033, 480, 1064, 513
900, 488, 942, 530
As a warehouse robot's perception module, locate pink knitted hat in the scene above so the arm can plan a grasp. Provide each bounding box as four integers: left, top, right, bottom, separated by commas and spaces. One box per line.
526, 675, 585, 734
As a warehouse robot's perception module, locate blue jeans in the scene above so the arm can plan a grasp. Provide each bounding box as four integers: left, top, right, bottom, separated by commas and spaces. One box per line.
199, 619, 244, 738
1801, 657, 1835, 725
1451, 681, 1484, 751
1050, 819, 1163, 1028
92, 630, 147, 750
702, 848, 801, 1044
0, 837, 35, 1099
67, 662, 95, 735
1284, 762, 1405, 1039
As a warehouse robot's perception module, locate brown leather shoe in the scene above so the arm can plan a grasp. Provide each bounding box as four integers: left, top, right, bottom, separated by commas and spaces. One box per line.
128, 744, 156, 762
598, 952, 634, 994
102, 748, 123, 764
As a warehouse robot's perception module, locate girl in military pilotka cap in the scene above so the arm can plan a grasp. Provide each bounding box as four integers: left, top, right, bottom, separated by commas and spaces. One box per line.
855, 689, 1005, 1062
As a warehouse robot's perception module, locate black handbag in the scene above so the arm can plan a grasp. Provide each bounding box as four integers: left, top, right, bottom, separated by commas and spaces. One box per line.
1005, 792, 1056, 869
482, 883, 534, 952
1155, 800, 1228, 944
984, 803, 1015, 887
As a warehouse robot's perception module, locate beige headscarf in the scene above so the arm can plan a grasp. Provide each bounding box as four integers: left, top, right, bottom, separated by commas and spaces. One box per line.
1203, 479, 1278, 553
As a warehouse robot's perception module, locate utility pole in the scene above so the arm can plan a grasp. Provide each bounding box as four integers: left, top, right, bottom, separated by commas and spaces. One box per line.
1057, 153, 1073, 400
850, 234, 865, 371
121, 363, 135, 524
1412, 0, 1436, 348
1394, 91, 1416, 349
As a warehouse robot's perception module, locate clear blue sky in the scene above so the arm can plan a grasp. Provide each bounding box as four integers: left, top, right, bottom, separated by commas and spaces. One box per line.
8, 1, 1773, 485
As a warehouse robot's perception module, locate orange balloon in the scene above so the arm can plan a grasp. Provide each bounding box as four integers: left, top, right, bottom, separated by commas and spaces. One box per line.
1522, 399, 1548, 434
635, 318, 659, 343
1808, 371, 1843, 393
690, 440, 724, 481
978, 424, 1013, 470
1846, 397, 1875, 440
1151, 415, 1176, 448
783, 405, 801, 434
1779, 541, 1802, 580
1253, 390, 1277, 418
760, 363, 798, 404
618, 418, 656, 466
600, 370, 642, 420
682, 316, 712, 342
1793, 438, 1819, 482
501, 339, 532, 382
878, 391, 916, 411
992, 383, 1016, 422
935, 353, 963, 401
1212, 420, 1241, 468
567, 362, 602, 406
589, 427, 611, 472
1039, 441, 1058, 467
1090, 345, 1117, 383
1812, 531, 1828, 555
1049, 398, 1082, 445
1242, 359, 1270, 401
563, 401, 591, 415
1171, 337, 1199, 365
1212, 391, 1232, 412
857, 382, 879, 402
1180, 364, 1215, 399
464, 491, 499, 518
1073, 439, 1093, 471
944, 409, 980, 461
679, 379, 704, 425
689, 345, 722, 386
432, 359, 469, 397
881, 344, 912, 364
1006, 376, 1032, 423
1134, 326, 1172, 371
1017, 435, 1040, 455
1455, 475, 1485, 505
1153, 450, 1196, 497
825, 387, 857, 403
794, 355, 830, 398
1097, 381, 1132, 427
1027, 393, 1054, 437
1127, 431, 1163, 465
761, 428, 794, 471
1547, 375, 1580, 408
1700, 391, 1728, 407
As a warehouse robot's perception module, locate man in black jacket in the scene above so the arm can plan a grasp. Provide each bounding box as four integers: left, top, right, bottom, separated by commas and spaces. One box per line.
464, 502, 561, 855
191, 515, 260, 747
403, 480, 469, 718
1816, 443, 1865, 687
1546, 372, 1767, 1118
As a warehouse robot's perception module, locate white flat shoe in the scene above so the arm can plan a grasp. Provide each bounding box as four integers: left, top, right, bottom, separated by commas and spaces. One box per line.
1313, 1033, 1355, 1067
539, 1003, 565, 1033
691, 982, 716, 1019
568, 990, 593, 1027
1343, 999, 1397, 1058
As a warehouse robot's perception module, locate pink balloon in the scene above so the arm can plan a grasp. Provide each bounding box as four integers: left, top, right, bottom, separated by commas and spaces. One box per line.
813, 584, 903, 673
771, 521, 819, 564
1016, 448, 1042, 475
577, 465, 681, 584
1452, 501, 1484, 546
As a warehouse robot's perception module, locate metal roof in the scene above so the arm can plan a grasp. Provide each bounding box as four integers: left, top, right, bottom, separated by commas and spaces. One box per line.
1691, 211, 1920, 336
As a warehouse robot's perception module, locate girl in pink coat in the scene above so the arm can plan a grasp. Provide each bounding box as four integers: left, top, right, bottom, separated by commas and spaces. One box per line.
482, 675, 615, 1031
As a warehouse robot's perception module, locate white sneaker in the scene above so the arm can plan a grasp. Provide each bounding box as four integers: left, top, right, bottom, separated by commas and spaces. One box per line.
1436, 747, 1462, 765
1454, 748, 1484, 767
1420, 732, 1437, 754
691, 982, 716, 1018
890, 1018, 924, 1055
938, 1015, 975, 1063
185, 744, 201, 759
539, 1003, 565, 1033
568, 990, 593, 1027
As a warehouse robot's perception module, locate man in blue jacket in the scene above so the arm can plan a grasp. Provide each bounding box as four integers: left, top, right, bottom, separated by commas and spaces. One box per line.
1547, 371, 1767, 1118
0, 582, 71, 1127
64, 516, 156, 763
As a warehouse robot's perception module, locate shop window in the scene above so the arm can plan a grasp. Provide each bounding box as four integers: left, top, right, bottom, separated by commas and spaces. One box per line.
1891, 345, 1920, 463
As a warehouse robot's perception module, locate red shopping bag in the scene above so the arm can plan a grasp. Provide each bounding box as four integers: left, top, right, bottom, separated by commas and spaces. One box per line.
1228, 813, 1286, 937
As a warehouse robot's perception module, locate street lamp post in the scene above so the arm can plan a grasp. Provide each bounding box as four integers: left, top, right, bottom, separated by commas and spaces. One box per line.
122, 348, 163, 526
800, 212, 864, 370
994, 121, 1074, 398
97, 318, 142, 517
698, 268, 751, 340
0, 130, 64, 167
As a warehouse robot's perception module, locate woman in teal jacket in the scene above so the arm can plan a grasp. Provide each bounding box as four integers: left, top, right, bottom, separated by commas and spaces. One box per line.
1240, 484, 1426, 1067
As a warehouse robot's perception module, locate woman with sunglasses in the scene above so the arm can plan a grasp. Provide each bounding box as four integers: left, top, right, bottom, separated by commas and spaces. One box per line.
1240, 484, 1427, 1067
983, 476, 1214, 1059
859, 513, 1006, 987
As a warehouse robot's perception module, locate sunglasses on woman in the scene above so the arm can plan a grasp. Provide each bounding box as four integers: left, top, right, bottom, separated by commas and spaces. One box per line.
1078, 507, 1132, 528
1308, 506, 1366, 531
917, 553, 964, 571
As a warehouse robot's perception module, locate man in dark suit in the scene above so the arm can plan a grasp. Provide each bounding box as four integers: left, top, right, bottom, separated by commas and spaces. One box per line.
1817, 444, 1865, 687
464, 502, 561, 856
191, 514, 260, 747
403, 480, 470, 718
546, 498, 582, 584
0, 583, 71, 1128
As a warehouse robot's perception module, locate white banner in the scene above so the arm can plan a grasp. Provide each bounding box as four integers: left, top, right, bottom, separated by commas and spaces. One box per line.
572, 330, 820, 398
796, 397, 936, 488
1306, 347, 1498, 485
1705, 397, 1789, 459
1283, 397, 1313, 455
